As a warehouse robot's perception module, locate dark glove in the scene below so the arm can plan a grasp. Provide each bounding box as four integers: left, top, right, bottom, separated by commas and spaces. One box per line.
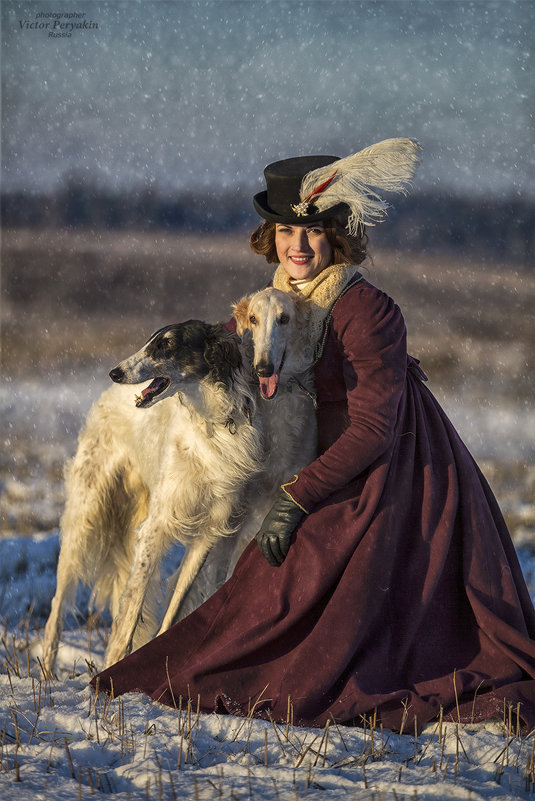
255, 488, 306, 566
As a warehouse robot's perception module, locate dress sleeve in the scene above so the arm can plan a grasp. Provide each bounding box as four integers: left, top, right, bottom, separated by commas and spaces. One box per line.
286, 287, 407, 511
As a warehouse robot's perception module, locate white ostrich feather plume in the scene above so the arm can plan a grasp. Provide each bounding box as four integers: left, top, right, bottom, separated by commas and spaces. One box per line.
300, 137, 422, 234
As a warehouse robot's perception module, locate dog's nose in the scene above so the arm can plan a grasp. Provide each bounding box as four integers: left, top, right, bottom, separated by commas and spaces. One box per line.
255, 361, 274, 378
109, 366, 125, 383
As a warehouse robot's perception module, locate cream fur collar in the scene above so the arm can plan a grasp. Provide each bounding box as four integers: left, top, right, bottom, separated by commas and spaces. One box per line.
272, 262, 362, 359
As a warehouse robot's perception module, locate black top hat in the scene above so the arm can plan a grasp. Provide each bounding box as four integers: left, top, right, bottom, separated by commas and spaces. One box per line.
253, 155, 347, 224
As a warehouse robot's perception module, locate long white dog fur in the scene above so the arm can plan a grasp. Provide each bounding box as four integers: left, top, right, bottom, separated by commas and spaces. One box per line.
42, 288, 316, 675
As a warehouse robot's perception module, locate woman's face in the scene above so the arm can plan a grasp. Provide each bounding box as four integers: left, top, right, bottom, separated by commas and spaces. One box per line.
275, 222, 333, 280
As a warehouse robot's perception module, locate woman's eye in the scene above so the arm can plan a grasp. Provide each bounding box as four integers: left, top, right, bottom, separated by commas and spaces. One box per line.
279, 313, 290, 325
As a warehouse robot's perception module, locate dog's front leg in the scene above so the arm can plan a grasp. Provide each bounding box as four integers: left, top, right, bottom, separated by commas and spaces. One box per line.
104, 526, 159, 667
158, 538, 213, 633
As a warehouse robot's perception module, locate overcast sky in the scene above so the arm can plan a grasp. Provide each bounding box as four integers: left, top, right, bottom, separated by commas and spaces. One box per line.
2, 0, 533, 199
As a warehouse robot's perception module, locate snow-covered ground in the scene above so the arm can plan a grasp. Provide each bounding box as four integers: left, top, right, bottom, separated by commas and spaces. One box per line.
2, 372, 535, 799
1, 530, 535, 801
2, 646, 535, 800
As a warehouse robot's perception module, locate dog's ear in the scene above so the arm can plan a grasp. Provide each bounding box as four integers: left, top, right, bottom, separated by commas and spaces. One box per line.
231, 296, 250, 335
204, 328, 242, 383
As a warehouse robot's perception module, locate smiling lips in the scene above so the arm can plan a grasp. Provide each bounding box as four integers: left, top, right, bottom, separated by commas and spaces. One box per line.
289, 255, 312, 264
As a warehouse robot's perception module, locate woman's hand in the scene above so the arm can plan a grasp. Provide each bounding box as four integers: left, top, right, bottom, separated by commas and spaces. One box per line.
255, 489, 307, 566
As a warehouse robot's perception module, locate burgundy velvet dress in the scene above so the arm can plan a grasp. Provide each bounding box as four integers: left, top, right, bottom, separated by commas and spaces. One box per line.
94, 278, 535, 731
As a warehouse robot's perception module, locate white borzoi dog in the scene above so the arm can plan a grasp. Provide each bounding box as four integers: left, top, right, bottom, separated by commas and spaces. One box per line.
41, 288, 316, 675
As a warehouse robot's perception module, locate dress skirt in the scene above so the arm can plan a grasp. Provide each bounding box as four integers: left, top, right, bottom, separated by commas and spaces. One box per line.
93, 370, 535, 731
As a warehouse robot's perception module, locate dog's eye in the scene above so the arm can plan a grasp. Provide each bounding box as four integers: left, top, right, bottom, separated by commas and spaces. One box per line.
162, 338, 175, 349
249, 314, 257, 325
279, 313, 290, 325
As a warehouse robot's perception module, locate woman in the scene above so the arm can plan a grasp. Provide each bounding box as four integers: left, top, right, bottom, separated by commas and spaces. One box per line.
94, 139, 535, 731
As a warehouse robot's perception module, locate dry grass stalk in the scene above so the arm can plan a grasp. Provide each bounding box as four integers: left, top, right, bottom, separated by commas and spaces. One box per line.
293, 733, 320, 769
93, 677, 101, 745
264, 727, 269, 766
64, 737, 75, 778
398, 699, 410, 737
10, 709, 21, 748
469, 680, 485, 724
0, 725, 5, 771
455, 724, 470, 764
267, 712, 289, 759
13, 744, 20, 782
442, 754, 450, 780
439, 723, 447, 771
313, 719, 330, 768
361, 759, 368, 788
415, 718, 441, 765
452, 668, 461, 724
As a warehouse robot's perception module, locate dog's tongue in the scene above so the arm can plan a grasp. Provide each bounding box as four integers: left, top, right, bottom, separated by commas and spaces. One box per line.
259, 373, 280, 399
141, 377, 168, 400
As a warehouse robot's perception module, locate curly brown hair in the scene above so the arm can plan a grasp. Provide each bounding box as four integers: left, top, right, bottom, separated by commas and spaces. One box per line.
249, 216, 368, 266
